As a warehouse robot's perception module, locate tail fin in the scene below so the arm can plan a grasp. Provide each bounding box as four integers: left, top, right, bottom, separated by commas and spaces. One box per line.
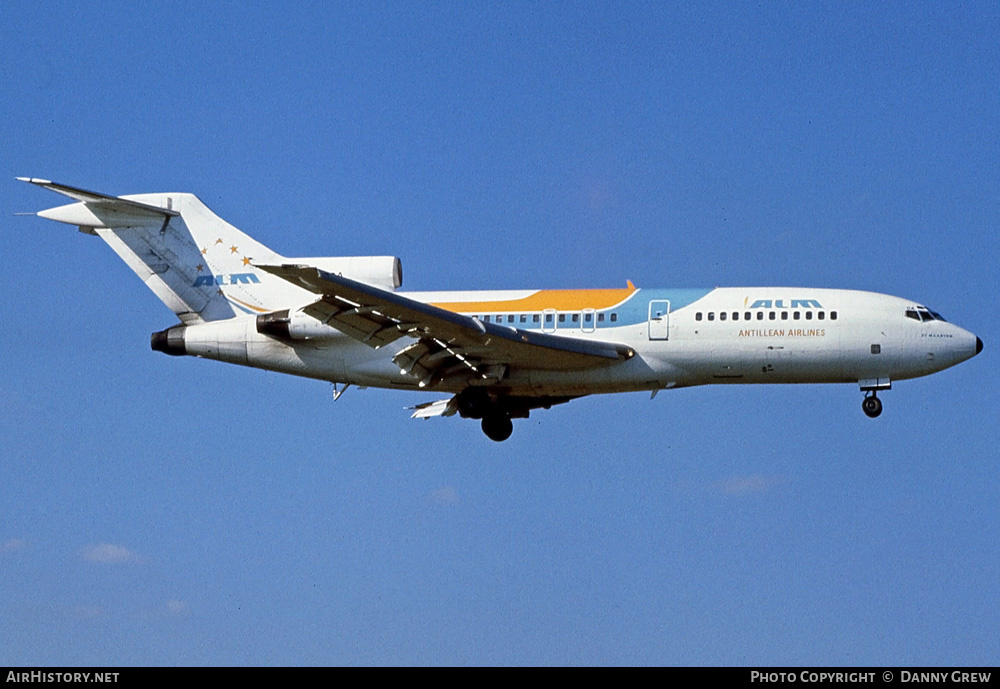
19, 178, 302, 323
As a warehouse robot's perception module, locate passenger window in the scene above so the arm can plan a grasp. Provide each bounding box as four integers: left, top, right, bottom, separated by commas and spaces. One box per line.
519, 315, 526, 323
781, 312, 789, 321
483, 315, 490, 323
558, 314, 566, 323
610, 313, 618, 322
598, 313, 605, 322
708, 312, 715, 321
793, 312, 801, 320
533, 314, 540, 323
744, 312, 751, 320
732, 312, 739, 321
572, 314, 579, 323
508, 315, 515, 323
720, 312, 727, 321
805, 311, 812, 320
756, 311, 764, 320
831, 311, 838, 320
584, 313, 592, 322
769, 312, 776, 320
696, 312, 703, 321
818, 312, 825, 320
545, 313, 553, 323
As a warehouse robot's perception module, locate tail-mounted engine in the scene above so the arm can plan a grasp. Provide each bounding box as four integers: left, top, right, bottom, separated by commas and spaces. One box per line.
256, 309, 343, 341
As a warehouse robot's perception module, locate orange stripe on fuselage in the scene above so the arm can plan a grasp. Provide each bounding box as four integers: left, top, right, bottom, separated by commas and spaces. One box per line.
431, 287, 637, 314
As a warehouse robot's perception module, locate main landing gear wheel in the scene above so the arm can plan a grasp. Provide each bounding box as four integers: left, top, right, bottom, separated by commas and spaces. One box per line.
481, 414, 513, 442
862, 393, 883, 419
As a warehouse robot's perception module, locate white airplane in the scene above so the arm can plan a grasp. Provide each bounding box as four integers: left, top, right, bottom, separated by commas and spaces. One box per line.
19, 178, 982, 441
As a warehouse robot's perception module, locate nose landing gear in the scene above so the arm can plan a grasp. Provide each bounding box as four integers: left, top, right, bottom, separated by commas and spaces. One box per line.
859, 379, 890, 419
862, 391, 883, 418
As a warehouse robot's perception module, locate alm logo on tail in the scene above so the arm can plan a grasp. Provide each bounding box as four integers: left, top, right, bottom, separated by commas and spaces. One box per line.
193, 273, 261, 287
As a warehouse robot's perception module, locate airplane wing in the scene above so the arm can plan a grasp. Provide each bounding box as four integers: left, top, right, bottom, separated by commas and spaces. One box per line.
257, 264, 635, 387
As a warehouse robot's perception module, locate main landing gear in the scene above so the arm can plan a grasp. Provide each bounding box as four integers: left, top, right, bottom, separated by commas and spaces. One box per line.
481, 414, 514, 442
862, 391, 883, 418
455, 388, 576, 442
454, 388, 516, 442
454, 388, 575, 442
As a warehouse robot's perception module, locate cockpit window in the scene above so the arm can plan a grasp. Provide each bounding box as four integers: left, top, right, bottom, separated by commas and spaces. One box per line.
907, 307, 947, 322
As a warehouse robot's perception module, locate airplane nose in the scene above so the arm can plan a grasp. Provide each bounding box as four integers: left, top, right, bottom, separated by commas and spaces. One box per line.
976, 336, 983, 355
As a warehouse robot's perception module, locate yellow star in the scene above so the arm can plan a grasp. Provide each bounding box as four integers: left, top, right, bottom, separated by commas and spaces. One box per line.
217, 288, 225, 296
201, 247, 207, 255
230, 245, 239, 254
242, 256, 252, 266
215, 238, 223, 245
196, 264, 204, 272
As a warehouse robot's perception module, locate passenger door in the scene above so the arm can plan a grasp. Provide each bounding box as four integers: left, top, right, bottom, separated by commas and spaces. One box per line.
648, 300, 670, 340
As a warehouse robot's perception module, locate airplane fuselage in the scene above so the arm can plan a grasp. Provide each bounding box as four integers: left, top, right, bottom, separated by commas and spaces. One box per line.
171, 286, 981, 399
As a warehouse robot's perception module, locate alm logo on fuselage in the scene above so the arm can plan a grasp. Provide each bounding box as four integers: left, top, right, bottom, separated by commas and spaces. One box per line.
193, 273, 261, 287
748, 299, 822, 309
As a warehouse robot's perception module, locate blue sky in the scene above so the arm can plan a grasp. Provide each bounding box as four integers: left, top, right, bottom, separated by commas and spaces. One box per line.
2, 1, 998, 666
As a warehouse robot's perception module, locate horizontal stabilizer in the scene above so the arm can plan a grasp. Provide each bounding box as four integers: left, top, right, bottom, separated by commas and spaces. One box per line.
17, 177, 178, 227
